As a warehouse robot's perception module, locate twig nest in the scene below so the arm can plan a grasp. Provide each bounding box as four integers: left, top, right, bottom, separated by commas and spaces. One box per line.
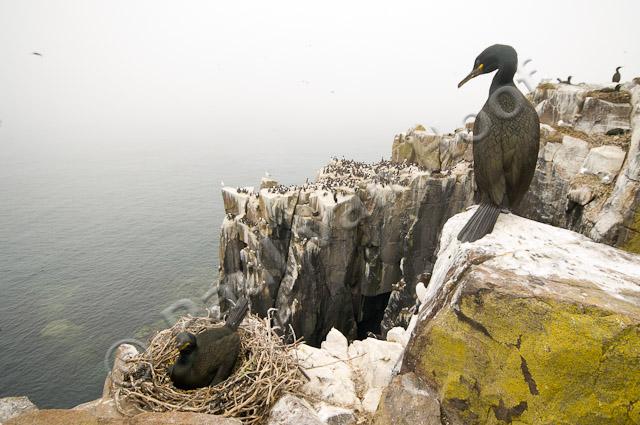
112, 314, 304, 424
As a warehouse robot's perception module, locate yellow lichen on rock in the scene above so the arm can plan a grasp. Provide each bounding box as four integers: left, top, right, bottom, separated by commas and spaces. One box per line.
409, 283, 640, 425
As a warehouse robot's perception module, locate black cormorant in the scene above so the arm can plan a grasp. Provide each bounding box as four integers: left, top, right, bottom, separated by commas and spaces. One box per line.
556, 76, 572, 84
612, 67, 622, 83
169, 298, 249, 390
457, 44, 540, 242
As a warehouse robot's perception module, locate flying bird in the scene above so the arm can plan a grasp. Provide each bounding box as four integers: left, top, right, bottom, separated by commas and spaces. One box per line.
169, 298, 249, 390
457, 44, 540, 242
612, 66, 622, 83
31, 52, 43, 57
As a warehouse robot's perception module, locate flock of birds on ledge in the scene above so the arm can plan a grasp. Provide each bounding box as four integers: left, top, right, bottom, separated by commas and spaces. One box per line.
235, 158, 435, 199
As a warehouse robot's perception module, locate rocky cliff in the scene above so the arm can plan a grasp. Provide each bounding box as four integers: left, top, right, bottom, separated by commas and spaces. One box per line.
218, 159, 474, 345
394, 80, 640, 251
397, 208, 640, 424
218, 79, 640, 347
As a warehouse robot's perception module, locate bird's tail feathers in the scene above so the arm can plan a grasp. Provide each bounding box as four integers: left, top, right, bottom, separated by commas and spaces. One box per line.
225, 297, 249, 331
457, 203, 501, 243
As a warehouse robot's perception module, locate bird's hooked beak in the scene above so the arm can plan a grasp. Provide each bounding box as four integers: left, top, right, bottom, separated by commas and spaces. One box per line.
458, 63, 485, 88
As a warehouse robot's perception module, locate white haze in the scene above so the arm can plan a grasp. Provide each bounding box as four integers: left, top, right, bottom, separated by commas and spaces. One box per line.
1, 0, 639, 163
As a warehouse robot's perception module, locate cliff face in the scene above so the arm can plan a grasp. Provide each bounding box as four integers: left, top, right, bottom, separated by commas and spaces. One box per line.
218, 79, 640, 347
393, 81, 640, 251
219, 159, 473, 345
520, 82, 640, 249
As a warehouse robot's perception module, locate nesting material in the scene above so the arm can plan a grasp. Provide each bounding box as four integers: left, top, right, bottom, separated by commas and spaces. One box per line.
112, 314, 304, 424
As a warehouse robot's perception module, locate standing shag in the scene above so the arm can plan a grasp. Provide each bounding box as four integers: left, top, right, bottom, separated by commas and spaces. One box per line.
612, 66, 622, 83
169, 298, 249, 389
457, 44, 540, 242
556, 76, 572, 84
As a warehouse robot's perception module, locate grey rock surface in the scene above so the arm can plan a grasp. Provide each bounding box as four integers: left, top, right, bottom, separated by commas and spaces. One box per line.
372, 373, 441, 425
267, 395, 324, 425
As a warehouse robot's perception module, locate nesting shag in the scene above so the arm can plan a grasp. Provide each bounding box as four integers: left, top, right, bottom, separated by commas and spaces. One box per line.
169, 298, 249, 390
612, 66, 622, 83
556, 76, 572, 84
457, 44, 540, 242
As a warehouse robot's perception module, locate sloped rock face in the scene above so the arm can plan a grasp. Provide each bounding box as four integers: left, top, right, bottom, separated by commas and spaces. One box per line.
218, 160, 473, 345
401, 209, 640, 425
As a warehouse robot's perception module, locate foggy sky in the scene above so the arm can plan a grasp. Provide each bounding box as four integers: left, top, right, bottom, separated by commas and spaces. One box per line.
1, 0, 639, 160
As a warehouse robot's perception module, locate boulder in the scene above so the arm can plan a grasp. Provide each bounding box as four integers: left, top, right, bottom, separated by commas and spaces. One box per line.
0, 397, 37, 424
296, 343, 361, 409
402, 208, 640, 424
267, 395, 323, 425
372, 373, 441, 425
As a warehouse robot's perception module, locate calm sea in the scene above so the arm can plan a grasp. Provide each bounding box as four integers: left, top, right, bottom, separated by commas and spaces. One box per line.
0, 134, 387, 408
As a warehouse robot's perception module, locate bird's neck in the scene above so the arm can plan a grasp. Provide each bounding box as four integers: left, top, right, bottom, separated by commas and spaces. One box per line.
490, 63, 517, 95
176, 350, 196, 364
